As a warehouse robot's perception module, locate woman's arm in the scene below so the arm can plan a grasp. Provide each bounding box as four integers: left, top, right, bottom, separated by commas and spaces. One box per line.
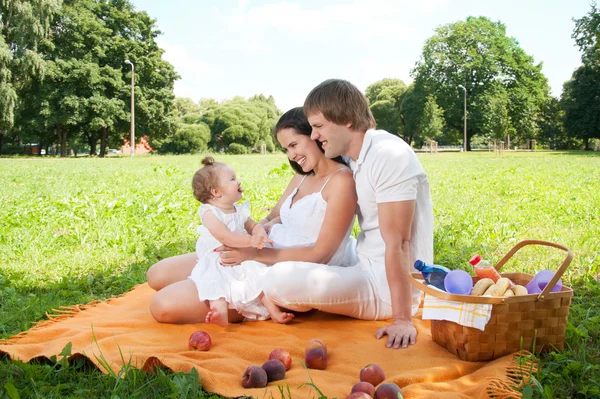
219, 170, 357, 265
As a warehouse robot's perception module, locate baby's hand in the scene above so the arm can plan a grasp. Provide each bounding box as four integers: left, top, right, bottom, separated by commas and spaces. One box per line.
250, 235, 274, 250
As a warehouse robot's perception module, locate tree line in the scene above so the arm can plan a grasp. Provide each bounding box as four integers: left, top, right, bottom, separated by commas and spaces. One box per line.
1, 1, 598, 156
365, 6, 600, 151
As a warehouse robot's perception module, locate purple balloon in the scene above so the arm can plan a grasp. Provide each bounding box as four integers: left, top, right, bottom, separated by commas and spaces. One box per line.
526, 270, 562, 294
444, 270, 474, 295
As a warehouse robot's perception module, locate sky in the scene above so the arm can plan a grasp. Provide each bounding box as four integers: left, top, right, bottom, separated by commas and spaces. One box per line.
131, 0, 593, 112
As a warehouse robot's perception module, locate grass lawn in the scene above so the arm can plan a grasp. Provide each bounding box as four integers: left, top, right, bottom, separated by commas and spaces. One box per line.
1, 151, 599, 398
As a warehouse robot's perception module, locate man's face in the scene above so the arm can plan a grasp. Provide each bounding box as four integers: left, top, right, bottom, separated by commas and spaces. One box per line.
308, 112, 352, 158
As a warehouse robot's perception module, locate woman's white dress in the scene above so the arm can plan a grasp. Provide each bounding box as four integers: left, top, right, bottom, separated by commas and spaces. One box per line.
189, 171, 357, 321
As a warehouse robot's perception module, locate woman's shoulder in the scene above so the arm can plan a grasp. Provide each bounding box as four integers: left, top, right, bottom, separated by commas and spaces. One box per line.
322, 167, 356, 199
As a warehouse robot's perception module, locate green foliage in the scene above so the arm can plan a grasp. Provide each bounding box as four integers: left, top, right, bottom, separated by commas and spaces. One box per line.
0, 0, 62, 152
412, 16, 550, 149
157, 123, 211, 154
1, 0, 179, 157
366, 79, 407, 137
370, 100, 401, 136
174, 97, 201, 117
227, 142, 249, 154
197, 95, 279, 154
561, 3, 600, 150
420, 95, 445, 145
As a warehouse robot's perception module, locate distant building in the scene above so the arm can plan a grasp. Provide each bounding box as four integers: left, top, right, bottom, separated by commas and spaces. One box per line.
23, 144, 41, 155
119, 135, 153, 154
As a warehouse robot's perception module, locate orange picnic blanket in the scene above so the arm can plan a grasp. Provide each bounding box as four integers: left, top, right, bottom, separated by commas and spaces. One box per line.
0, 283, 533, 398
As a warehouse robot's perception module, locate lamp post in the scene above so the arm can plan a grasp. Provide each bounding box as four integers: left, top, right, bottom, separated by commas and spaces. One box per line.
457, 84, 467, 152
124, 59, 135, 156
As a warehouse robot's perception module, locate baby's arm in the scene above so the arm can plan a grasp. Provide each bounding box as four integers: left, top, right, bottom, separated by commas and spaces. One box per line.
203, 211, 267, 249
245, 218, 274, 249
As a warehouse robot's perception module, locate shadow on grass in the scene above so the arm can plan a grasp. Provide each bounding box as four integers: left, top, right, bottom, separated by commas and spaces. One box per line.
0, 240, 194, 339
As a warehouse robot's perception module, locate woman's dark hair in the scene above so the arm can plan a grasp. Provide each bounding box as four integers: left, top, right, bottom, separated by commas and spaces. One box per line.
274, 107, 346, 175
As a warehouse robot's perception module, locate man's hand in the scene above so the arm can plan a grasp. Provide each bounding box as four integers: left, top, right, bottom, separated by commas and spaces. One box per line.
375, 319, 417, 349
214, 245, 257, 266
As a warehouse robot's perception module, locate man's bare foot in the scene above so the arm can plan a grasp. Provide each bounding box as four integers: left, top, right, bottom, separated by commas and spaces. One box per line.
271, 311, 295, 324
206, 307, 228, 327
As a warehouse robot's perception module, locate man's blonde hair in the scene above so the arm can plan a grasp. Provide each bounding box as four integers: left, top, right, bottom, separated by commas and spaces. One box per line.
304, 79, 376, 132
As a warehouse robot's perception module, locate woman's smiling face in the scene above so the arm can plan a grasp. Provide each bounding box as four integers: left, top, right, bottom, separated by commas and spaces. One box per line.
277, 127, 324, 173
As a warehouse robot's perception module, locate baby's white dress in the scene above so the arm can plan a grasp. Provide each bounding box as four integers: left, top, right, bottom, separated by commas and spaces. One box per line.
189, 201, 270, 321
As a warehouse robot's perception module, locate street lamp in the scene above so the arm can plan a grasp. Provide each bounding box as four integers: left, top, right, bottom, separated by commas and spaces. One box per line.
124, 59, 135, 156
457, 84, 467, 152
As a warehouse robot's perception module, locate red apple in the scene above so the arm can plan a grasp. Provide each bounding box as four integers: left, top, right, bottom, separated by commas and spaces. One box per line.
241, 365, 268, 388
375, 382, 403, 399
360, 364, 385, 387
188, 330, 212, 351
269, 348, 292, 371
352, 381, 376, 397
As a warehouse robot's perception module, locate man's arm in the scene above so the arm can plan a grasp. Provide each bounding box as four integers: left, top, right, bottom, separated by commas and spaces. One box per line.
375, 199, 417, 349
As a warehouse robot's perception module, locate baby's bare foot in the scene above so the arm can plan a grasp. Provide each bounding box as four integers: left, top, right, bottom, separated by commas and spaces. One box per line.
206, 307, 228, 327
272, 312, 295, 324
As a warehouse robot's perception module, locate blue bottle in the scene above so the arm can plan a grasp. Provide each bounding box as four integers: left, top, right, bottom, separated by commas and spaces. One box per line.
414, 260, 451, 291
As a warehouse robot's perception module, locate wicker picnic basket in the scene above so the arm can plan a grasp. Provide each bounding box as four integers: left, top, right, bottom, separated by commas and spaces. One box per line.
409, 240, 574, 362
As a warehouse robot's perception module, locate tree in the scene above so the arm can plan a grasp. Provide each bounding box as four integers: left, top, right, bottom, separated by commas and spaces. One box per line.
197, 95, 279, 154
420, 95, 445, 146
157, 122, 210, 154
471, 83, 511, 143
562, 2, 600, 149
0, 0, 62, 153
365, 79, 407, 137
562, 63, 600, 149
11, 0, 179, 157
174, 97, 200, 117
411, 16, 550, 150
538, 97, 567, 149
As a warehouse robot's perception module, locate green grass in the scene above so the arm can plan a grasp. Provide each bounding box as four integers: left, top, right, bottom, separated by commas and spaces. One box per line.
1, 151, 599, 398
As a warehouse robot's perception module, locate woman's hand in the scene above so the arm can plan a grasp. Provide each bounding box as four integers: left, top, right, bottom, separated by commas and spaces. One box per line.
375, 319, 417, 349
262, 217, 281, 234
214, 245, 258, 266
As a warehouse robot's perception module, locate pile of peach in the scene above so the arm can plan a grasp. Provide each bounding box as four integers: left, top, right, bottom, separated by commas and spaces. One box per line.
188, 331, 403, 398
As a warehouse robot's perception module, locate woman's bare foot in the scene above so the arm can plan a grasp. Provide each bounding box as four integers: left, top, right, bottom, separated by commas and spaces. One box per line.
205, 306, 228, 327
271, 310, 295, 324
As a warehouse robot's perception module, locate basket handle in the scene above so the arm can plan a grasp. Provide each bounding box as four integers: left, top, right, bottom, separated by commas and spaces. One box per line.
493, 239, 573, 299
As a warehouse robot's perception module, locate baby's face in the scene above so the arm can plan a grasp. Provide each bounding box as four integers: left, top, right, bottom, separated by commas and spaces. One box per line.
216, 165, 243, 204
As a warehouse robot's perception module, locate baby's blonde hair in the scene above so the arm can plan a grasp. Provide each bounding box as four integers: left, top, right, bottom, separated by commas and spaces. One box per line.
192, 156, 225, 203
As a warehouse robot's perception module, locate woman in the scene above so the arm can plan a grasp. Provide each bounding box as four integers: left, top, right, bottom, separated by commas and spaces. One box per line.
146, 107, 358, 324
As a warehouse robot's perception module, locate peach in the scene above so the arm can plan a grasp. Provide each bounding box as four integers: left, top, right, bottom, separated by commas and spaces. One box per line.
346, 393, 373, 399
352, 381, 376, 397
241, 365, 268, 388
269, 348, 292, 371
188, 331, 212, 351
305, 339, 328, 370
306, 338, 327, 353
374, 382, 403, 399
261, 359, 286, 382
360, 364, 385, 387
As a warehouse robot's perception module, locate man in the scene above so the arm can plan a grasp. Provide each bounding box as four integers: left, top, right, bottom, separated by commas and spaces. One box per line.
262, 79, 434, 349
